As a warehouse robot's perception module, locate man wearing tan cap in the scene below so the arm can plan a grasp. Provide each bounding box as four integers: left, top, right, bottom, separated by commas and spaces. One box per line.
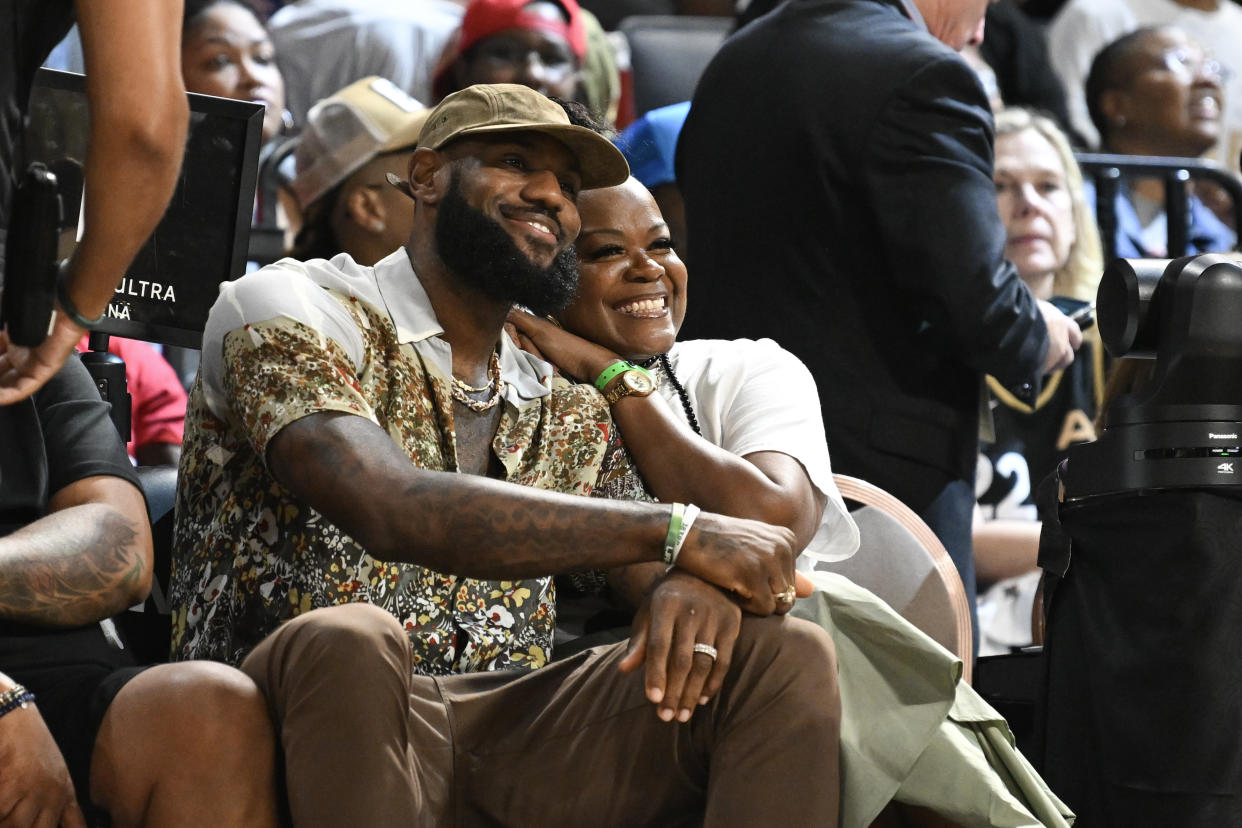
169, 83, 840, 826
288, 76, 430, 266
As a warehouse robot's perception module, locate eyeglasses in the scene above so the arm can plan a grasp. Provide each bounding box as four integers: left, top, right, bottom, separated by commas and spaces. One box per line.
1161, 48, 1230, 83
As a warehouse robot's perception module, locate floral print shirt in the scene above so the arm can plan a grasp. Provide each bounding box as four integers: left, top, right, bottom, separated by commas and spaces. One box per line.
169, 250, 643, 674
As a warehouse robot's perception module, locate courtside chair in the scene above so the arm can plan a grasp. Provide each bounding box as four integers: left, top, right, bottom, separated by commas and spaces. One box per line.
818, 474, 974, 684
619, 15, 733, 118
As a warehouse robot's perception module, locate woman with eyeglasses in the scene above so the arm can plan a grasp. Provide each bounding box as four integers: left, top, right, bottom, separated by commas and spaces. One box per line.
1083, 25, 1236, 258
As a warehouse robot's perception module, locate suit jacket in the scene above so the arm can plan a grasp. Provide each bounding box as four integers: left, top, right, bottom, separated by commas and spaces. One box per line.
677, 0, 1048, 514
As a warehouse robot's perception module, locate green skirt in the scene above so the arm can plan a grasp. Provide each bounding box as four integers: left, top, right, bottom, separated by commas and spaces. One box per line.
795, 572, 1074, 828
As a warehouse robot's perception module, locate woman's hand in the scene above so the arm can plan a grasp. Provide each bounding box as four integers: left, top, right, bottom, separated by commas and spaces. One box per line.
505, 308, 622, 384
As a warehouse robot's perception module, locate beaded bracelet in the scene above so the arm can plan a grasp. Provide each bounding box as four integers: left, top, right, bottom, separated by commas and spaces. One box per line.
0, 684, 35, 720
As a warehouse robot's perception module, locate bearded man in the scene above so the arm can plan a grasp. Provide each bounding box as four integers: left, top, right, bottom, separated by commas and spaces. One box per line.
168, 84, 841, 826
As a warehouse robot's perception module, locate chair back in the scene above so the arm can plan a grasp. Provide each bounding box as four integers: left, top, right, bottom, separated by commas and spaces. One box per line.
816, 474, 974, 683
620, 15, 732, 118
579, 0, 675, 31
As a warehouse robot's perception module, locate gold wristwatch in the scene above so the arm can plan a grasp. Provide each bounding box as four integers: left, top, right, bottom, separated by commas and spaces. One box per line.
602, 366, 657, 404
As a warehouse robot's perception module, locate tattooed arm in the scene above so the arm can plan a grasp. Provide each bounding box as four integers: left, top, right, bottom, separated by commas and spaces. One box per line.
0, 475, 152, 628
268, 411, 800, 616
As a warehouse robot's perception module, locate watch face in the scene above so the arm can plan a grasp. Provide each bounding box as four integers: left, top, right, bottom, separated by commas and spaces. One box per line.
605, 368, 656, 403
624, 371, 654, 393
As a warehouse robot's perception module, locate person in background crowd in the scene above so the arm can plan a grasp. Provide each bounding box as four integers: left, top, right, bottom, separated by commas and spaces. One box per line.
1084, 26, 1236, 257
677, 0, 1082, 654
616, 101, 691, 261
0, 2, 187, 406
267, 0, 464, 126
974, 107, 1106, 656
181, 0, 296, 249
288, 77, 429, 265
1047, 0, 1242, 169
976, 2, 1073, 133
182, 0, 289, 146
433, 0, 620, 124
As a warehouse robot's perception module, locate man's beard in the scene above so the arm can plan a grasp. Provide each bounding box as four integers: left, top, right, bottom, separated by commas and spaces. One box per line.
434, 170, 579, 316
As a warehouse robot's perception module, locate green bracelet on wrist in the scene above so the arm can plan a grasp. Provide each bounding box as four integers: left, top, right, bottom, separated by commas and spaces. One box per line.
594, 360, 633, 391
594, 360, 653, 392
662, 502, 686, 565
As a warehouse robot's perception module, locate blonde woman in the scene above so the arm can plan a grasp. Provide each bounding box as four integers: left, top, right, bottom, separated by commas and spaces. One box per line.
974, 107, 1107, 655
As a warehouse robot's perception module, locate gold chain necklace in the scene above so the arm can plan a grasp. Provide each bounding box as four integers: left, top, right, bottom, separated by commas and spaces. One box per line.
450, 350, 503, 412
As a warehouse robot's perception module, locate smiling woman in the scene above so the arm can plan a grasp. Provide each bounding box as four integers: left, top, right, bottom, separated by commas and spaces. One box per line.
507, 177, 1074, 827
508, 177, 855, 576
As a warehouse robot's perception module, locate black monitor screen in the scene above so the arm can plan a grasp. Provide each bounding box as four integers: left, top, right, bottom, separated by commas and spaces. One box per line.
25, 69, 263, 348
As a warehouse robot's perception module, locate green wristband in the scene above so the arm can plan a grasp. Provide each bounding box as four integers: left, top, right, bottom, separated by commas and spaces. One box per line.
662, 502, 686, 565
594, 360, 653, 392
594, 360, 634, 391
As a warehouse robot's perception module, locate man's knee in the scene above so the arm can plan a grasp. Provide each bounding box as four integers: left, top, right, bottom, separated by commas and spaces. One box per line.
109, 661, 273, 757
242, 603, 411, 689
92, 661, 276, 816
239, 598, 414, 720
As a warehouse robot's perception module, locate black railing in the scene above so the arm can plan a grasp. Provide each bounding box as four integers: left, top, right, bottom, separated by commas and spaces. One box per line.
1075, 153, 1242, 264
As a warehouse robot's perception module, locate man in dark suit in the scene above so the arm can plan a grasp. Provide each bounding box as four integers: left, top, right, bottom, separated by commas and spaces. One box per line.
676, 0, 1083, 652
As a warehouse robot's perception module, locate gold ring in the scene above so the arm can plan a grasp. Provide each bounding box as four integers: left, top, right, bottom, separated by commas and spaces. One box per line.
774, 586, 797, 604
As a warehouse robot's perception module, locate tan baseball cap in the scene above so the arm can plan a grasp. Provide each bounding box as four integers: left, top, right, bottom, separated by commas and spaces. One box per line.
292, 76, 430, 209
418, 83, 628, 189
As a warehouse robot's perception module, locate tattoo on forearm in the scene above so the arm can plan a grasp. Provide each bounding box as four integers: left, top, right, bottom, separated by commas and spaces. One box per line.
0, 508, 145, 626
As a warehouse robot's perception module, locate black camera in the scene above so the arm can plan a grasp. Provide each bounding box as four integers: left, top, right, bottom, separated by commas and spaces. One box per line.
1, 162, 62, 346
1061, 253, 1242, 500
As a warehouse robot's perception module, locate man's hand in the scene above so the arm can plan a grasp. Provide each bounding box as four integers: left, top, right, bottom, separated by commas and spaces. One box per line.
0, 312, 86, 407
0, 704, 87, 828
1037, 299, 1083, 375
617, 569, 815, 722
671, 511, 801, 615
505, 307, 620, 383
618, 570, 742, 722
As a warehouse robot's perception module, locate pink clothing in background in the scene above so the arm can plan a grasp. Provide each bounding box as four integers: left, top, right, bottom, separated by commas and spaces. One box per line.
76, 335, 187, 458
